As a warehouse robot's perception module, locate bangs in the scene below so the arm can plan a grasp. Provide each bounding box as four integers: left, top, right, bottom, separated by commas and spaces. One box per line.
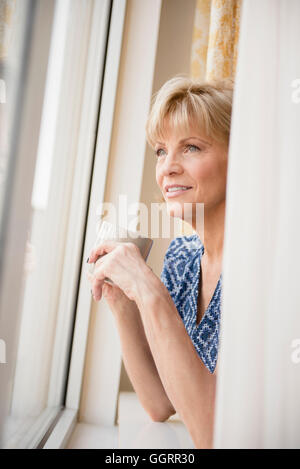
146, 95, 216, 149
145, 76, 233, 150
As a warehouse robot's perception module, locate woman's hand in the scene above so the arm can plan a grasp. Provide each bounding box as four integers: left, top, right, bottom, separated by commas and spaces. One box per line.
87, 241, 153, 302
86, 268, 137, 315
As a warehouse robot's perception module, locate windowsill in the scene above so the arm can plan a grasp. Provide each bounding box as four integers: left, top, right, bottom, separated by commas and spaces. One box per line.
65, 423, 118, 449
3, 406, 62, 449
117, 392, 194, 449
64, 392, 194, 449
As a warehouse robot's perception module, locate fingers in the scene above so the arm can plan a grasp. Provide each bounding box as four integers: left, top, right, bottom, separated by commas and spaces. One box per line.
92, 275, 104, 301
86, 270, 93, 282
102, 282, 128, 307
86, 261, 128, 305
94, 255, 105, 269
88, 240, 119, 264
86, 268, 104, 301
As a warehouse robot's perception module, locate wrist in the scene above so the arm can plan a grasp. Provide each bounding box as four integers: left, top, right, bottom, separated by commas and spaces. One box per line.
133, 266, 164, 310
111, 301, 140, 327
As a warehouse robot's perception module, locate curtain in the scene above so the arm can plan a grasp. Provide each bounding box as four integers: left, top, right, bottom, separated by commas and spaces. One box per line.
0, 0, 16, 59
214, 0, 300, 448
183, 0, 242, 242
190, 0, 241, 81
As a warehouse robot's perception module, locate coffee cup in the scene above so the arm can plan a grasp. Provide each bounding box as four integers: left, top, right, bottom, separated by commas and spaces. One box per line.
87, 220, 153, 285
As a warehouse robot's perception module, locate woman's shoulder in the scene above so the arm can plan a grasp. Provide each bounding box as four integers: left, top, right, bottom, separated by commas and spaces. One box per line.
160, 234, 203, 298
164, 233, 203, 260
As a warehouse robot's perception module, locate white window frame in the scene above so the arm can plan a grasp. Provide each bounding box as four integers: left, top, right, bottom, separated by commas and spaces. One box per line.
0, 0, 56, 448
0, 0, 126, 449
43, 0, 127, 448
4, 0, 100, 447
46, 0, 114, 410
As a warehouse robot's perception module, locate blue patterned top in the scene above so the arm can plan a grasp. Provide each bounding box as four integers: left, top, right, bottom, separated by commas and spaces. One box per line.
160, 234, 222, 373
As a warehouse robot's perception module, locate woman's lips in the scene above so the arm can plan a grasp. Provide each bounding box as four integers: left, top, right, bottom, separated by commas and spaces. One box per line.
165, 187, 192, 198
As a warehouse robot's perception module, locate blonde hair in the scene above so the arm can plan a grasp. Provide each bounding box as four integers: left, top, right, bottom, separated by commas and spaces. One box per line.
146, 75, 234, 149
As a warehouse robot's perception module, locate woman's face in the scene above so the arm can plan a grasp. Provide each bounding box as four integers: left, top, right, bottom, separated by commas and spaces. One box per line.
155, 119, 228, 224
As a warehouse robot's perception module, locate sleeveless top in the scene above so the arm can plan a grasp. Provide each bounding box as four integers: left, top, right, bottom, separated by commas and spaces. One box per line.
160, 234, 223, 373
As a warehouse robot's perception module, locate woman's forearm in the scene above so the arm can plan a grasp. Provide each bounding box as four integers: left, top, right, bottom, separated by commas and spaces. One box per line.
134, 275, 217, 449
112, 301, 176, 421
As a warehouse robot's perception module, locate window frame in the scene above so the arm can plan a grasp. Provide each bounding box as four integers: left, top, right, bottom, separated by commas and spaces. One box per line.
0, 0, 56, 448
0, 0, 127, 449
42, 0, 127, 448
64, 0, 127, 413
6, 0, 101, 442
45, 0, 113, 410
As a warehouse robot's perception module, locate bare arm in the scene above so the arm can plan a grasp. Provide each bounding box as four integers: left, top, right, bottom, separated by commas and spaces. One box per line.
88, 242, 216, 448
133, 274, 217, 449
91, 276, 176, 421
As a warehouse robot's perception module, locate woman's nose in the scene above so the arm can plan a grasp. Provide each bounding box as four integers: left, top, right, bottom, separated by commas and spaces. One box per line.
160, 152, 183, 176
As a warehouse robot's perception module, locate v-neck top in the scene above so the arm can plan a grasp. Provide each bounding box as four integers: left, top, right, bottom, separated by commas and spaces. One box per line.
160, 234, 223, 373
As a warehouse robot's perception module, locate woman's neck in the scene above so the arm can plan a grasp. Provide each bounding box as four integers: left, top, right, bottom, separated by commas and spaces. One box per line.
195, 199, 225, 264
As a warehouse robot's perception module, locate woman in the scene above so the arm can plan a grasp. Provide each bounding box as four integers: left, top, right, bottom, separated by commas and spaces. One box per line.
87, 75, 233, 449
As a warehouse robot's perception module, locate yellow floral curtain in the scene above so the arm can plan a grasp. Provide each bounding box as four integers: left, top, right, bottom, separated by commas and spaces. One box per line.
180, 0, 241, 236
0, 0, 16, 59
190, 0, 242, 81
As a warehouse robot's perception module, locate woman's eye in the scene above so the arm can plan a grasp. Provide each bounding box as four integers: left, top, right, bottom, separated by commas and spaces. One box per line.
185, 144, 200, 153
155, 144, 200, 158
155, 148, 166, 157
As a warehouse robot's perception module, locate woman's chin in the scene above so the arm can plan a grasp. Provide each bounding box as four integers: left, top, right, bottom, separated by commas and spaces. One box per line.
166, 204, 181, 219
166, 201, 193, 221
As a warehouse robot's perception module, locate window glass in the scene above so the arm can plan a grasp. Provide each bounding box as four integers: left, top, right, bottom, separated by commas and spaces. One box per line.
0, 0, 94, 448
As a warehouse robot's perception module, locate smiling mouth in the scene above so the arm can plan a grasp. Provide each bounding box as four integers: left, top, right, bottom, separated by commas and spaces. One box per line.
165, 186, 192, 197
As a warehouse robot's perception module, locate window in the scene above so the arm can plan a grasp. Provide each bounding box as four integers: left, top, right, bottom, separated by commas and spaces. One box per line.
0, 0, 112, 448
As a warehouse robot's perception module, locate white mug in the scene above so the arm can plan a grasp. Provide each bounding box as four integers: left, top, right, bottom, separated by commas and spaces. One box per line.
87, 220, 153, 285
